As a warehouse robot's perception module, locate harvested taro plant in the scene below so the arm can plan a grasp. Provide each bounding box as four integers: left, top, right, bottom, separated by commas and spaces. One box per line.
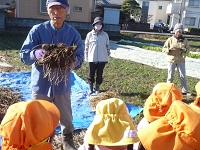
36, 43, 77, 85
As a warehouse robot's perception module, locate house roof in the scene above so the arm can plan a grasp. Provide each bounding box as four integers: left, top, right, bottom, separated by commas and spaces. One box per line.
136, 0, 171, 1
96, 0, 124, 6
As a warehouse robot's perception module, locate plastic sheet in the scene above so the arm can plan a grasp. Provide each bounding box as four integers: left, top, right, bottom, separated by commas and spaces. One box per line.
0, 71, 143, 131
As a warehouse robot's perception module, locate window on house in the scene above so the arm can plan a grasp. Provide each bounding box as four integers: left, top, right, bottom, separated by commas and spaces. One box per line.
185, 17, 196, 26
158, 19, 162, 22
158, 6, 162, 10
188, 0, 199, 6
40, 0, 47, 13
73, 6, 82, 12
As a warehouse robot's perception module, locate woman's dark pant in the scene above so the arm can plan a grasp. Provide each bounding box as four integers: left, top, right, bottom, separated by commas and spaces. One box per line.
88, 62, 106, 86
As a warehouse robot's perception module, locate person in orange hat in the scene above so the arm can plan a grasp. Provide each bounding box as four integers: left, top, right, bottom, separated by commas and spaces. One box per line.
136, 82, 200, 150
138, 100, 200, 150
0, 100, 60, 150
136, 82, 183, 149
142, 82, 183, 123
137, 82, 182, 129
79, 98, 139, 150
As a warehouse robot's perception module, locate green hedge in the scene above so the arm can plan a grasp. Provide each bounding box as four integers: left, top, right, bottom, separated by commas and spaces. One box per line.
188, 27, 200, 35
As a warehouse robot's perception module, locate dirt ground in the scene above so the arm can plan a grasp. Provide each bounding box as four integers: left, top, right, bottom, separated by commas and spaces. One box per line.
0, 55, 19, 72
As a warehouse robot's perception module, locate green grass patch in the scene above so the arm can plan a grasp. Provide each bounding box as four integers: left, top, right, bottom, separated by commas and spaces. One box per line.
117, 40, 200, 59
75, 58, 199, 124
189, 40, 200, 47
117, 41, 162, 52
75, 58, 198, 105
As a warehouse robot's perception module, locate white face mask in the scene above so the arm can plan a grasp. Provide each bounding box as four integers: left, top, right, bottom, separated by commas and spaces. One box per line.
94, 24, 102, 31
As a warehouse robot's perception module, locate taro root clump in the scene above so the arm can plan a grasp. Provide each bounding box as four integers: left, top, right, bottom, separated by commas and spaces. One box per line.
37, 43, 77, 85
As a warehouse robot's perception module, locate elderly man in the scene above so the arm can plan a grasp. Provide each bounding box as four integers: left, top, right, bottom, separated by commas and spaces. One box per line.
162, 23, 190, 95
20, 0, 84, 149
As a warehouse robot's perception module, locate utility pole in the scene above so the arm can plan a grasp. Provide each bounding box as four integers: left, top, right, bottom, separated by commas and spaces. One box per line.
179, 0, 185, 23
179, 0, 182, 23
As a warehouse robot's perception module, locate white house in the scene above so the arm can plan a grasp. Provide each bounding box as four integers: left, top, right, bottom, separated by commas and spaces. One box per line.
136, 0, 171, 27
104, 7, 120, 24
96, 0, 123, 25
166, 0, 200, 29
166, 1, 181, 29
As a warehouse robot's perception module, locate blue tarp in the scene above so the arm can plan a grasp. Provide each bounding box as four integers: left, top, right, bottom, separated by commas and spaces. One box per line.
0, 71, 143, 130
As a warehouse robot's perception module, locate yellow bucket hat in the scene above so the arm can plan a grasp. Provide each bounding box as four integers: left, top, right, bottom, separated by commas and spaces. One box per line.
195, 81, 200, 96
194, 81, 200, 107
138, 101, 200, 150
84, 98, 139, 146
143, 82, 182, 122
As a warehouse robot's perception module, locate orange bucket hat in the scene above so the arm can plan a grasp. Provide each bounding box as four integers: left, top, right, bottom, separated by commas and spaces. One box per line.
0, 100, 60, 150
143, 82, 182, 122
138, 100, 200, 150
84, 98, 139, 146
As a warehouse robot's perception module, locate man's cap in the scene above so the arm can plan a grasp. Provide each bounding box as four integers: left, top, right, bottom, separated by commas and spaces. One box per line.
138, 101, 200, 150
174, 23, 183, 31
84, 98, 139, 146
143, 82, 182, 122
92, 17, 103, 26
0, 100, 60, 150
46, 0, 69, 9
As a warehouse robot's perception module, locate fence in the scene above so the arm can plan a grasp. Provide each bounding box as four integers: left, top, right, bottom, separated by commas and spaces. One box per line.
3, 16, 120, 36
0, 10, 5, 30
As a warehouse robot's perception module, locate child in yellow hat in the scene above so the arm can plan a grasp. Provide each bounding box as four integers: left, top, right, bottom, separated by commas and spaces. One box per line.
79, 98, 139, 150
194, 81, 200, 107
0, 100, 60, 150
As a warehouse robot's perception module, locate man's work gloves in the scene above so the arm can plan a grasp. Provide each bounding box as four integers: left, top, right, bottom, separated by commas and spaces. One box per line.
34, 49, 46, 61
